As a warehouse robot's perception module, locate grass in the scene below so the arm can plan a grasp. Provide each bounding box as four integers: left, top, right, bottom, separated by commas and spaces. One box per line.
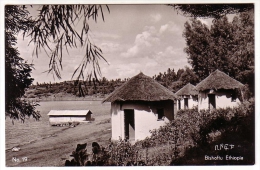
5, 101, 111, 167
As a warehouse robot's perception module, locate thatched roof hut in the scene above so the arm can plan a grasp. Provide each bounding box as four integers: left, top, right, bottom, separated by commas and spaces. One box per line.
104, 72, 178, 142
175, 83, 198, 96
103, 72, 178, 103
195, 69, 244, 91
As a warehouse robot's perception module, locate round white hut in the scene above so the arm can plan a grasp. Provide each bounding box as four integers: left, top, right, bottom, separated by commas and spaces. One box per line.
175, 83, 198, 110
195, 69, 244, 111
103, 72, 178, 142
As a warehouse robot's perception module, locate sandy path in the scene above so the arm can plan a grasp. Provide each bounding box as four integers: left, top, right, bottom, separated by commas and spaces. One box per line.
6, 114, 111, 167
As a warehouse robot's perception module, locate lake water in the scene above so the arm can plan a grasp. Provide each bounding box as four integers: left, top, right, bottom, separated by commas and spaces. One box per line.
5, 100, 111, 150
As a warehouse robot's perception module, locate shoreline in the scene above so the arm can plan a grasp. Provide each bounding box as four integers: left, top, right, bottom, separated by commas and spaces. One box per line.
6, 115, 111, 166
5, 100, 111, 166
25, 96, 106, 102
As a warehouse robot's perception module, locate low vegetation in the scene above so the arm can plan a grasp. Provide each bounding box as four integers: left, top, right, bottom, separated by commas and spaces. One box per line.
24, 67, 205, 101
65, 98, 254, 166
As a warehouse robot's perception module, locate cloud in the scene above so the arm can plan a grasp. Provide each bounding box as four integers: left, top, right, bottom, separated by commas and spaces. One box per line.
120, 20, 184, 59
150, 13, 162, 22
101, 45, 189, 80
90, 31, 121, 40
145, 60, 158, 67
99, 42, 120, 54
135, 27, 160, 46
15, 6, 190, 83
159, 24, 168, 34
101, 61, 141, 80
153, 46, 188, 71
155, 46, 177, 60
121, 46, 139, 57
121, 26, 160, 58
159, 21, 180, 34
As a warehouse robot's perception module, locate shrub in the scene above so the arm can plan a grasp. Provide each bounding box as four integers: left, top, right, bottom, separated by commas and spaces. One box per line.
65, 98, 254, 166
65, 140, 146, 166
170, 98, 255, 165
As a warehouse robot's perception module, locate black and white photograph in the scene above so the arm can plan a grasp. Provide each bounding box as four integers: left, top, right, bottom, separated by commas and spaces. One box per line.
1, 0, 259, 168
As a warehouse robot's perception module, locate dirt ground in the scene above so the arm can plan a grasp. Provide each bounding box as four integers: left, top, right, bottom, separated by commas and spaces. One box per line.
5, 114, 111, 167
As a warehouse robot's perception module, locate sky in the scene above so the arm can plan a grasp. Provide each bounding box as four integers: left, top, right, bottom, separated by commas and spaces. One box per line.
18, 4, 213, 83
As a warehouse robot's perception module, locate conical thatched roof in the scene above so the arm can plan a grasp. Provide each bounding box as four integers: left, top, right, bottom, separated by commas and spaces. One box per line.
175, 83, 198, 96
103, 72, 178, 103
195, 69, 244, 91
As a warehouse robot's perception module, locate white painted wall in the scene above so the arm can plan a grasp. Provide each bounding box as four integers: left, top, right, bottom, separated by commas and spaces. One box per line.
49, 116, 87, 124
177, 95, 198, 110
135, 109, 169, 140
198, 92, 208, 111
198, 90, 241, 111
111, 102, 124, 141
110, 100, 175, 141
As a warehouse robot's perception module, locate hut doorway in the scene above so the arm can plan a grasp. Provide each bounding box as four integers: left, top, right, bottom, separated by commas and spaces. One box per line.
208, 94, 216, 110
124, 109, 135, 140
184, 98, 189, 109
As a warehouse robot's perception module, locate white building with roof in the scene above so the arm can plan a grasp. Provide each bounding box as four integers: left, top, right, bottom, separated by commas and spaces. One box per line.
195, 70, 244, 111
47, 110, 92, 125
175, 83, 198, 110
103, 72, 178, 142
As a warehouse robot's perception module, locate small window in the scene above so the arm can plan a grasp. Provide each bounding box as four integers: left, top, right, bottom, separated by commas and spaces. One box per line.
157, 109, 164, 121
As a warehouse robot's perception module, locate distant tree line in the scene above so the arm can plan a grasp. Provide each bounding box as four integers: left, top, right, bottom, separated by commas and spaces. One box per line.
153, 67, 199, 93
27, 77, 128, 98
26, 67, 200, 98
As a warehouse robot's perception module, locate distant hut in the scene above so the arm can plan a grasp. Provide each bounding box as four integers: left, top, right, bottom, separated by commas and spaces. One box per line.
175, 83, 198, 110
103, 72, 178, 142
195, 70, 244, 111
47, 110, 92, 125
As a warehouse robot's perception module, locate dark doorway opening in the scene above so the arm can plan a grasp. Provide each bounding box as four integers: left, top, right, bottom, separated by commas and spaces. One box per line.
124, 109, 135, 140
184, 98, 189, 109
208, 94, 216, 110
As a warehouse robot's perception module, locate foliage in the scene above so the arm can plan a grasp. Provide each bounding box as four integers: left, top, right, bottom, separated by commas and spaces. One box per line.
5, 5, 109, 121
178, 67, 199, 86
183, 9, 254, 96
153, 67, 199, 93
23, 5, 110, 81
106, 139, 140, 165
65, 143, 89, 166
153, 68, 177, 86
25, 78, 125, 99
168, 4, 253, 18
64, 99, 254, 166
27, 66, 201, 100
25, 66, 202, 100
5, 5, 41, 121
171, 98, 255, 165
65, 140, 145, 166
134, 99, 254, 165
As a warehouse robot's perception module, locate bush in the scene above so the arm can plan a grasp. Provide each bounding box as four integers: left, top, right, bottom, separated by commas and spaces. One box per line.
170, 98, 255, 165
65, 98, 254, 166
65, 140, 146, 166
27, 94, 36, 98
